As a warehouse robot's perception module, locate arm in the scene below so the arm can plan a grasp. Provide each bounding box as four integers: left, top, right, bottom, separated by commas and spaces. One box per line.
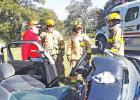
58, 33, 65, 55
66, 37, 72, 61
39, 32, 46, 47
21, 31, 31, 60
113, 28, 122, 49
84, 34, 92, 63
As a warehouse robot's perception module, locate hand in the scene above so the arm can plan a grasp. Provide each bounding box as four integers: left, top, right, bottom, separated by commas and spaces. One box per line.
87, 53, 91, 60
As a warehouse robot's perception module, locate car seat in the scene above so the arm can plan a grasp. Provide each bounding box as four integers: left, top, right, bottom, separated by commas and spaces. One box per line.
88, 57, 124, 100
0, 63, 45, 93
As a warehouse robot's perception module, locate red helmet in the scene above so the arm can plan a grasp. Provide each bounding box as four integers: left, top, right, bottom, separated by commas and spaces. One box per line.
29, 20, 39, 27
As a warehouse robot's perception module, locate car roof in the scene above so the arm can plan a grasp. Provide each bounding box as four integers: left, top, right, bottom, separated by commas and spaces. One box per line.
113, 0, 140, 10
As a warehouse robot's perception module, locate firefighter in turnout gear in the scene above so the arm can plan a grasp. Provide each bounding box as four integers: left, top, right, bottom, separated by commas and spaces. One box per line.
39, 19, 65, 77
67, 20, 91, 69
106, 12, 124, 56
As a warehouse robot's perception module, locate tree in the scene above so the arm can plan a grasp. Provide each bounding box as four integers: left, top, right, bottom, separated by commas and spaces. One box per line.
87, 8, 100, 32
0, 0, 46, 42
37, 7, 58, 27
37, 7, 65, 36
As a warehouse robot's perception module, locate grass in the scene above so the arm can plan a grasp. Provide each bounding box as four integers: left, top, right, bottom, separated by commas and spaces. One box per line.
2, 38, 95, 78
1, 38, 96, 87
0, 39, 5, 44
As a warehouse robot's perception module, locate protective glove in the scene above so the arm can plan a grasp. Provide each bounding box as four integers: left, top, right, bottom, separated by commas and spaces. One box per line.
86, 53, 91, 65
87, 53, 91, 60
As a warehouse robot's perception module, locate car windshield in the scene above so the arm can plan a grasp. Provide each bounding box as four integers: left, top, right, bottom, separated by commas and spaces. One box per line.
9, 87, 73, 100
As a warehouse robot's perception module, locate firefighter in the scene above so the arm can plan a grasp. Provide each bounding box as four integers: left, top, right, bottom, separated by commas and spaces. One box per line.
39, 19, 65, 77
106, 12, 124, 56
67, 20, 91, 73
21, 20, 41, 61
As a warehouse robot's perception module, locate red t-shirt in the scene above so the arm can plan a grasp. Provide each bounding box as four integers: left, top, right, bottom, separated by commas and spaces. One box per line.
21, 29, 41, 60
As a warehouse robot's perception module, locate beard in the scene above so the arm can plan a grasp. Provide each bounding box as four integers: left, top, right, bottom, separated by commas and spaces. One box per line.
32, 26, 39, 34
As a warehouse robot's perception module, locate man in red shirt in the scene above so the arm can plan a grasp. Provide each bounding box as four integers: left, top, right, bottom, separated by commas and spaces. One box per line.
21, 20, 41, 60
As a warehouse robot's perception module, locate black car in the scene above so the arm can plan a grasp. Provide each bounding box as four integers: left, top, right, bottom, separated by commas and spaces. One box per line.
70, 51, 140, 100
0, 41, 140, 100
0, 41, 59, 88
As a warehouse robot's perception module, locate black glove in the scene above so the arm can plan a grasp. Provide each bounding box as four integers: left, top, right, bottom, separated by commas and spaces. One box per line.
87, 53, 91, 60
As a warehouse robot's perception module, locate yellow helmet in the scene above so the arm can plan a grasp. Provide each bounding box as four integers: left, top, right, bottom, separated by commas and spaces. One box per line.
73, 20, 83, 28
47, 19, 55, 26
29, 20, 39, 27
107, 13, 121, 21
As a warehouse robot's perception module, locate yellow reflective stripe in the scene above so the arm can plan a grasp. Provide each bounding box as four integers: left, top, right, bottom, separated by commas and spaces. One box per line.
55, 49, 58, 54
87, 49, 91, 53
120, 35, 124, 44
115, 34, 124, 44
108, 34, 124, 44
60, 45, 65, 49
107, 38, 113, 43
112, 35, 115, 41
80, 42, 85, 47
110, 48, 119, 53
57, 49, 60, 54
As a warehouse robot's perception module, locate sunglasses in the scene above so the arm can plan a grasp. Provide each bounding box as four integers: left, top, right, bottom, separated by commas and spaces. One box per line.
34, 24, 41, 28
75, 27, 83, 29
47, 25, 54, 27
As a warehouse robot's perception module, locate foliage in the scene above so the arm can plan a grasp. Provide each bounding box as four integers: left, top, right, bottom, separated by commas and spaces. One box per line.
66, 0, 92, 33
65, 0, 102, 36
37, 7, 65, 36
0, 0, 65, 43
37, 7, 58, 30
0, 0, 42, 42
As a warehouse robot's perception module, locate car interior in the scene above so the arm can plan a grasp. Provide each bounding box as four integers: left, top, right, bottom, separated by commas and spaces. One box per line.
0, 41, 140, 100
0, 41, 59, 87
0, 63, 75, 100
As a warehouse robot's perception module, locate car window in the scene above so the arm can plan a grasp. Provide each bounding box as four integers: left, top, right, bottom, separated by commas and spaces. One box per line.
9, 44, 22, 61
125, 6, 139, 22
135, 85, 140, 99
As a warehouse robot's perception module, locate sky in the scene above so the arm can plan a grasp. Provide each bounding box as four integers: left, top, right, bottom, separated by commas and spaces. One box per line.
44, 0, 109, 20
